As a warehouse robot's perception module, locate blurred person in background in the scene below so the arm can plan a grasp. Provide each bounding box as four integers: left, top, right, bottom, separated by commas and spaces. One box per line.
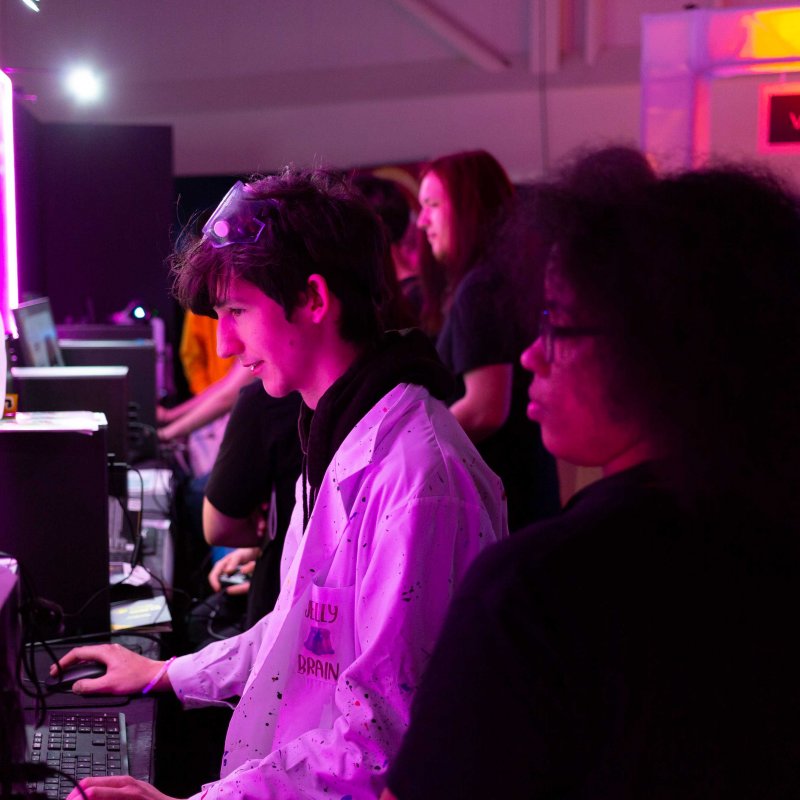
417, 149, 560, 530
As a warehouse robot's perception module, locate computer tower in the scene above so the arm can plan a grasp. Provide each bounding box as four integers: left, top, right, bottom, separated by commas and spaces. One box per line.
10, 366, 129, 462
56, 320, 170, 414
0, 563, 25, 775
0, 416, 110, 635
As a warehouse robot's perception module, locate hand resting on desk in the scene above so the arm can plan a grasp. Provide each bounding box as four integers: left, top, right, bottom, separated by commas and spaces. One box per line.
67, 775, 177, 800
52, 643, 172, 696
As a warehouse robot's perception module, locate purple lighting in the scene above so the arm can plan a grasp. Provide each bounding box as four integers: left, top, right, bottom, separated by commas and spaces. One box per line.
0, 69, 19, 336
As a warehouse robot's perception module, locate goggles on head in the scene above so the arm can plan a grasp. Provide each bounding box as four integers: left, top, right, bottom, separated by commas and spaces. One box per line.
201, 181, 276, 248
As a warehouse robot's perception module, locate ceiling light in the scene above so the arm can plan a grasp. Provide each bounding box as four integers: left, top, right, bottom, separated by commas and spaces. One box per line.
65, 66, 102, 103
21, 0, 40, 11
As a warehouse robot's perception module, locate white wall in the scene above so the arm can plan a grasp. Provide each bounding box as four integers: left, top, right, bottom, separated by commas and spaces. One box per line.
710, 75, 800, 191
165, 80, 642, 178
165, 69, 800, 183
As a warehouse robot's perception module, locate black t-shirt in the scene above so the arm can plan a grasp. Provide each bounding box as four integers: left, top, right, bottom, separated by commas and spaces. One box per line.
387, 463, 800, 798
437, 261, 559, 530
205, 383, 302, 626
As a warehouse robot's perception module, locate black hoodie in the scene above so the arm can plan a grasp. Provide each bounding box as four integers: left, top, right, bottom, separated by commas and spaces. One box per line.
297, 328, 454, 527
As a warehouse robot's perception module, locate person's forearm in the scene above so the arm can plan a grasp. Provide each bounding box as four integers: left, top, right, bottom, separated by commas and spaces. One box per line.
160, 367, 255, 440
159, 393, 232, 439
450, 363, 512, 444
449, 396, 505, 443
203, 497, 262, 547
159, 390, 206, 425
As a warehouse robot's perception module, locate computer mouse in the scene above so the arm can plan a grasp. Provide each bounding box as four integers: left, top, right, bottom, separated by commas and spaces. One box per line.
46, 660, 107, 691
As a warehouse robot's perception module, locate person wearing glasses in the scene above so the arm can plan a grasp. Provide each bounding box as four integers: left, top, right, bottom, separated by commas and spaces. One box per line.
383, 149, 800, 797
54, 168, 507, 800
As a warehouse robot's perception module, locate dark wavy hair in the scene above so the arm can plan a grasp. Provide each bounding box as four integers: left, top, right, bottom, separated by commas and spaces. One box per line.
497, 146, 656, 348
352, 174, 411, 245
554, 143, 657, 203
550, 155, 800, 527
170, 168, 388, 345
419, 150, 515, 334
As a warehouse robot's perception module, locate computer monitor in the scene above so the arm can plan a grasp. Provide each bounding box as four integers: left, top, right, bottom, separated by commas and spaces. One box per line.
56, 322, 152, 341
0, 564, 25, 791
11, 366, 130, 462
60, 340, 157, 430
12, 298, 65, 368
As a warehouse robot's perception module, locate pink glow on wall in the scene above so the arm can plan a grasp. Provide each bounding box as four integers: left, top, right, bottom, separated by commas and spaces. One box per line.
0, 69, 19, 336
641, 5, 800, 170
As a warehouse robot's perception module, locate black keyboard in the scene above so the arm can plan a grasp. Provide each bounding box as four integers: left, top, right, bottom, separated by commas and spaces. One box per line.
26, 711, 129, 799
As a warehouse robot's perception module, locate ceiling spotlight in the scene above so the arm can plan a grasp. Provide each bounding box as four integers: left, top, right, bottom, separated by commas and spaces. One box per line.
65, 66, 102, 103
21, 0, 40, 11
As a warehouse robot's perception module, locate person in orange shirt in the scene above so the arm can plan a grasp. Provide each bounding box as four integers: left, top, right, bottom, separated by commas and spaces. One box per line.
179, 311, 234, 395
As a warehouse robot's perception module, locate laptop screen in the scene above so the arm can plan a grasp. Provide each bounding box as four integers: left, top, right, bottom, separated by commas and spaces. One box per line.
12, 297, 65, 367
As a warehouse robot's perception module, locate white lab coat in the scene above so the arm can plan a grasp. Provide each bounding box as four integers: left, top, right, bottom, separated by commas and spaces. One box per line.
169, 382, 508, 800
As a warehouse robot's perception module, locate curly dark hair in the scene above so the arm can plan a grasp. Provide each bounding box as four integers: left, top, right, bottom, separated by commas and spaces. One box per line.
499, 146, 656, 349
170, 168, 389, 345
551, 155, 800, 525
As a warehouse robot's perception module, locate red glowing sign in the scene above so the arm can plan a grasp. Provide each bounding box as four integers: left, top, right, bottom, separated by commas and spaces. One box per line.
760, 82, 800, 153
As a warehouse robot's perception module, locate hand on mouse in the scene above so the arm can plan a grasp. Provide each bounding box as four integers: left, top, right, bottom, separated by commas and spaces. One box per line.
45, 659, 106, 692
51, 644, 172, 696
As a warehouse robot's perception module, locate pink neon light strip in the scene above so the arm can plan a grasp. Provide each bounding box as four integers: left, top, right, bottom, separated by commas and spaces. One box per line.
0, 69, 19, 336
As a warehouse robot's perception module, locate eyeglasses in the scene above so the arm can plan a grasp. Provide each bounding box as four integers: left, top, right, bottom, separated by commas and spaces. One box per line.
538, 309, 604, 363
201, 181, 278, 248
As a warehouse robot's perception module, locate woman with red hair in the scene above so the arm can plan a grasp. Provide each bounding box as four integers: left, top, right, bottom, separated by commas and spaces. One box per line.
417, 149, 559, 530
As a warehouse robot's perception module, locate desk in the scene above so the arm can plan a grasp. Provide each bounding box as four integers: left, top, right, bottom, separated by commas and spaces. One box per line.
23, 634, 161, 782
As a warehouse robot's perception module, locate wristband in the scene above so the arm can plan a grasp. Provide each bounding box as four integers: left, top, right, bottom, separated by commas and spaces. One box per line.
141, 656, 176, 695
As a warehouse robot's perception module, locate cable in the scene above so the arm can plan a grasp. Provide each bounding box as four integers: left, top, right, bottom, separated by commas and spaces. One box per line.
113, 494, 138, 568
205, 601, 245, 641
128, 464, 174, 519
26, 629, 161, 648
1, 551, 62, 726
60, 584, 111, 627
126, 468, 145, 567
184, 592, 221, 619
537, 0, 550, 174
60, 558, 189, 642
